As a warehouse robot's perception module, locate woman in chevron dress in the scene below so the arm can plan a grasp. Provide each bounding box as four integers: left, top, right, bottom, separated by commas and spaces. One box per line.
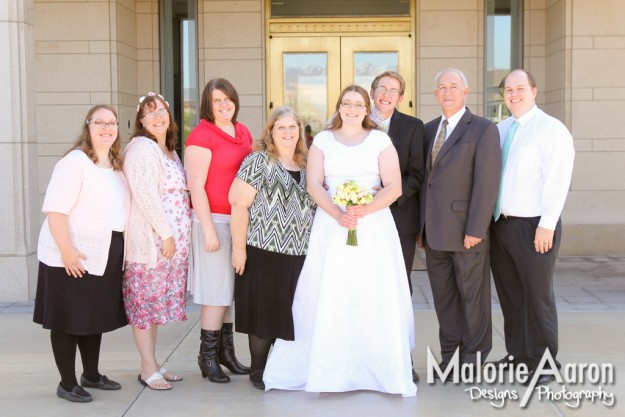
229, 106, 316, 390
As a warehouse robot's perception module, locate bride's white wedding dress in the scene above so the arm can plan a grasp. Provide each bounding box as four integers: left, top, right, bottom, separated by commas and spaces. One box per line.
263, 129, 417, 397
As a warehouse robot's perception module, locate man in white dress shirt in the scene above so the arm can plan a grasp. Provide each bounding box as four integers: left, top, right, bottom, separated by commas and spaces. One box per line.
490, 69, 575, 386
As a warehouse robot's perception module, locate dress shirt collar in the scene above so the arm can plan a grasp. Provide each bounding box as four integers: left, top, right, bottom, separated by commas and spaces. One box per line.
439, 106, 466, 138
371, 109, 392, 133
514, 105, 539, 126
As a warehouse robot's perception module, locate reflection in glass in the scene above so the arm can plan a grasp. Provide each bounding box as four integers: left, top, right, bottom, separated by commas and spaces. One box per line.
283, 53, 327, 136
485, 0, 522, 123
160, 0, 198, 156
182, 18, 199, 148
353, 52, 398, 98
271, 0, 409, 17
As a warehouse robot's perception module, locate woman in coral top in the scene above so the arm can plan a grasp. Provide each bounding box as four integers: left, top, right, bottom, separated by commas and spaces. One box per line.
186, 78, 252, 382
33, 105, 129, 403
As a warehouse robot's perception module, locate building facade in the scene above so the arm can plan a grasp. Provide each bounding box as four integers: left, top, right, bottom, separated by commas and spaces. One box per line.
2, 0, 624, 300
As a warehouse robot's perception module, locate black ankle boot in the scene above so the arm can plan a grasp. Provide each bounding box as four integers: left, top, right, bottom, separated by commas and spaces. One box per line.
249, 369, 265, 390
218, 323, 250, 375
198, 329, 230, 383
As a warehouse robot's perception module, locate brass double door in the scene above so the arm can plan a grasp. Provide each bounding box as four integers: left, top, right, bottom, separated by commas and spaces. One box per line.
268, 35, 413, 135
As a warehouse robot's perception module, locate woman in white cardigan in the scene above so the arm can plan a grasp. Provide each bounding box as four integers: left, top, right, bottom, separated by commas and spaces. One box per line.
33, 105, 130, 403
123, 93, 191, 390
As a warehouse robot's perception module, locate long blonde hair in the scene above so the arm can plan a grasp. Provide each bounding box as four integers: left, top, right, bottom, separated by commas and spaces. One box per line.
254, 106, 308, 168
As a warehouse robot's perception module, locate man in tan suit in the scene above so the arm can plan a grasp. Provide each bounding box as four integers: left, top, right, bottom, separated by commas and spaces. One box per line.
419, 68, 501, 371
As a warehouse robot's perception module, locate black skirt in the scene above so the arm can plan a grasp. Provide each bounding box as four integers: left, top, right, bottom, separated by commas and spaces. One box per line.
235, 245, 306, 340
33, 232, 127, 335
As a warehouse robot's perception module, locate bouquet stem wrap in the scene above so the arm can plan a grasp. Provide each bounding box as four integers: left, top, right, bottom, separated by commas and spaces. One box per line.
346, 229, 358, 246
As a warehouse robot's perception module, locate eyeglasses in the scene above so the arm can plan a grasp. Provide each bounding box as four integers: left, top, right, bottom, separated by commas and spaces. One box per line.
374, 87, 400, 96
142, 108, 169, 119
340, 101, 366, 110
88, 120, 119, 129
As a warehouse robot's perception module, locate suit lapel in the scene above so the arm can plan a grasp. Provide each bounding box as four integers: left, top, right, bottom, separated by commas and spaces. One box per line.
387, 109, 401, 145
425, 116, 441, 171
433, 108, 472, 167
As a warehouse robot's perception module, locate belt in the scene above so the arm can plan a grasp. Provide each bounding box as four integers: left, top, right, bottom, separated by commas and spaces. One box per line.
498, 215, 540, 221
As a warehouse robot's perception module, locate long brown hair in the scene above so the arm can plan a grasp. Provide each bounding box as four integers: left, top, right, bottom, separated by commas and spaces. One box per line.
67, 105, 123, 170
132, 94, 179, 151
326, 85, 377, 131
199, 78, 240, 124
254, 106, 308, 168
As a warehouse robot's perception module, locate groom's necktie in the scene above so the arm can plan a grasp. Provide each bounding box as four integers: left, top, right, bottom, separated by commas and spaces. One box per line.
493, 120, 519, 221
431, 119, 448, 167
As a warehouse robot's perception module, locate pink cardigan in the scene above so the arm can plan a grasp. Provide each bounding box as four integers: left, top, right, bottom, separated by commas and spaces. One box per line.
37, 150, 131, 276
123, 137, 173, 268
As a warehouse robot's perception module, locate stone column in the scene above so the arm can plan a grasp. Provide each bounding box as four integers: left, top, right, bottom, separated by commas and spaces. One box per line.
0, 0, 40, 300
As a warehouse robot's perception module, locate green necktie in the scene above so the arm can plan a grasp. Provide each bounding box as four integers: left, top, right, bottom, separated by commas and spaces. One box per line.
493, 121, 519, 220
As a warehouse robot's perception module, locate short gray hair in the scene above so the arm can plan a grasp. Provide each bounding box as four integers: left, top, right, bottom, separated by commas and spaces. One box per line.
434, 68, 469, 88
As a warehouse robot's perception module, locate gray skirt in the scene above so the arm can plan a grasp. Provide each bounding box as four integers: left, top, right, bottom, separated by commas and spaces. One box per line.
187, 212, 235, 306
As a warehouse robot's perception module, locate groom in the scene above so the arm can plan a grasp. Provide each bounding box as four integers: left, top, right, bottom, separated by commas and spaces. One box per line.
369, 71, 425, 292
370, 71, 425, 383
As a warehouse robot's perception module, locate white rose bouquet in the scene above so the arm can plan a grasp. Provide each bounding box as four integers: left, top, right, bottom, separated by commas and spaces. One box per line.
332, 179, 374, 246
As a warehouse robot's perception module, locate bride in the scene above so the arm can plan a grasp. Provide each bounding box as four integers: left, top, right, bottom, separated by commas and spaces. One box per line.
263, 85, 417, 397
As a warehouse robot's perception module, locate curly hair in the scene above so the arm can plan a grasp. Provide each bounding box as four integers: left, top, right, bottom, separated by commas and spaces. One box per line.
67, 104, 123, 170
132, 94, 179, 151
254, 106, 308, 168
325, 85, 377, 131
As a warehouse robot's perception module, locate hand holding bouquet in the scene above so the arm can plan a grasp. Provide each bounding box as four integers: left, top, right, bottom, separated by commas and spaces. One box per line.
332, 180, 374, 246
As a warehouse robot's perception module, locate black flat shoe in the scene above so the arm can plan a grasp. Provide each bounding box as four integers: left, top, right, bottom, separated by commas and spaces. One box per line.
524, 372, 556, 387
412, 369, 420, 383
249, 370, 265, 391
80, 374, 122, 390
486, 354, 523, 368
56, 383, 93, 403
251, 379, 266, 390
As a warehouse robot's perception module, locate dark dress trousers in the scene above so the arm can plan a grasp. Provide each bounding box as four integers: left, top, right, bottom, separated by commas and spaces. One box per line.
419, 108, 501, 365
387, 109, 425, 293
491, 217, 562, 370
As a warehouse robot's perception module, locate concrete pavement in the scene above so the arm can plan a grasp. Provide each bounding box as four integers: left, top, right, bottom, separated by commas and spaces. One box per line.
1, 255, 623, 416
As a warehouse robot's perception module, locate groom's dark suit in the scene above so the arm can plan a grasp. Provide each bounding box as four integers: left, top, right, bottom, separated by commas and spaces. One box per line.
419, 107, 501, 365
387, 109, 425, 294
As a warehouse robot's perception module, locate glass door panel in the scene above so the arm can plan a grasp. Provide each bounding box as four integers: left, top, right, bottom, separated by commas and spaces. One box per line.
271, 0, 410, 17
268, 35, 414, 129
283, 53, 328, 136
353, 52, 398, 92
160, 0, 198, 156
484, 0, 522, 122
269, 37, 340, 136
341, 36, 413, 115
